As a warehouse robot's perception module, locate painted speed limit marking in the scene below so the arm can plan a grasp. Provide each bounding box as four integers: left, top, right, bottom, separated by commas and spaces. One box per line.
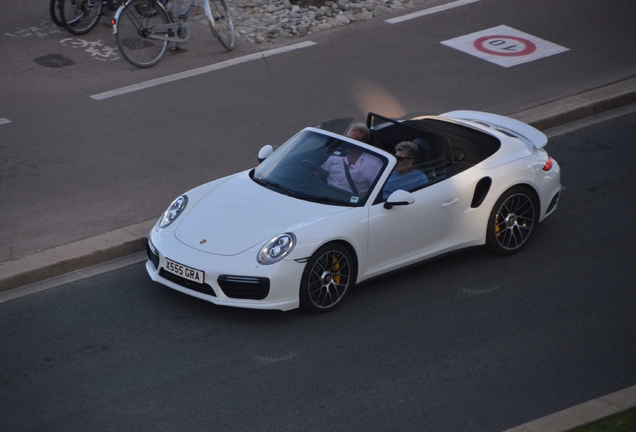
441, 25, 569, 67
473, 35, 537, 56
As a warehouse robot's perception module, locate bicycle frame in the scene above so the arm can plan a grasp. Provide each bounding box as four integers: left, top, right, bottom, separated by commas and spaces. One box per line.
114, 0, 234, 67
112, 0, 191, 43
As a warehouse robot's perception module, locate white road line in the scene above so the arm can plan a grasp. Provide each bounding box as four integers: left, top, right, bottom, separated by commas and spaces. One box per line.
385, 0, 483, 24
91, 41, 317, 100
0, 118, 12, 126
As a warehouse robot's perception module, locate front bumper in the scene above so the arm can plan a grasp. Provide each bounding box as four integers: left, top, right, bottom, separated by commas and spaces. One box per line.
145, 236, 303, 311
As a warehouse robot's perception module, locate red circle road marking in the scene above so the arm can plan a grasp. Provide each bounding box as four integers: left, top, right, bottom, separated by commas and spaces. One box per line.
473, 35, 537, 57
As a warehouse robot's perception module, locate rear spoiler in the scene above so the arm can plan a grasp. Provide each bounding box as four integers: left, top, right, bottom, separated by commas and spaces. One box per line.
441, 110, 548, 149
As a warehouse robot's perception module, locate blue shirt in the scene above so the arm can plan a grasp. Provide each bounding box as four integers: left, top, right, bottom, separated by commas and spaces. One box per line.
383, 170, 429, 199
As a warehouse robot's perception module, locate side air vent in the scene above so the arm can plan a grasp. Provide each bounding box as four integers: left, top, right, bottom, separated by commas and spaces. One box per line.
218, 275, 270, 300
471, 177, 492, 208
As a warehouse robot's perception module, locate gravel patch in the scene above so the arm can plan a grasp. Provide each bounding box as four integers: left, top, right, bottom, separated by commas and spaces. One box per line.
191, 0, 436, 45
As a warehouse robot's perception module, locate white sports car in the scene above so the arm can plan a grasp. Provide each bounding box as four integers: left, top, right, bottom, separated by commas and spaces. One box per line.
146, 111, 561, 313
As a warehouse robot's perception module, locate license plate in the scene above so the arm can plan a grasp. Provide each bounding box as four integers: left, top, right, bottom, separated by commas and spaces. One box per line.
164, 258, 204, 284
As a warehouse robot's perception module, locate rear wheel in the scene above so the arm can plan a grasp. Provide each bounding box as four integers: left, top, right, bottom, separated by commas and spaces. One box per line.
205, 0, 235, 51
59, 0, 105, 35
115, 0, 170, 68
486, 186, 538, 255
300, 243, 354, 313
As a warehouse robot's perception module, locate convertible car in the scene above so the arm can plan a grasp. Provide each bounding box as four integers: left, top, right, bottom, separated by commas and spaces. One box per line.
146, 111, 561, 313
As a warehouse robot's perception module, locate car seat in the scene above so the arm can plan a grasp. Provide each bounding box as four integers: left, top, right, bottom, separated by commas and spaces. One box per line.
413, 138, 447, 181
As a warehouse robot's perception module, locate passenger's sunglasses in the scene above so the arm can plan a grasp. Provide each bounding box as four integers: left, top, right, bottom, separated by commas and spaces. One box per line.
395, 156, 413, 162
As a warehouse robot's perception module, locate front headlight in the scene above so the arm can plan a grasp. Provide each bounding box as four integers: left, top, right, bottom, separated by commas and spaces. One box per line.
159, 195, 188, 228
258, 233, 296, 264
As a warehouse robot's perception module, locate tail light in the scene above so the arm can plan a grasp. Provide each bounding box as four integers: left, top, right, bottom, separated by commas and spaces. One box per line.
542, 157, 553, 171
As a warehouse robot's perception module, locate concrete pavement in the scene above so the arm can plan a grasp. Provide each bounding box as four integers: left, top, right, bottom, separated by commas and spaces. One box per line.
2, 75, 636, 294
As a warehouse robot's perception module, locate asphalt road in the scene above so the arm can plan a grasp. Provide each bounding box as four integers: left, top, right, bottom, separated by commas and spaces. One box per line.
2, 0, 636, 264
1, 109, 635, 431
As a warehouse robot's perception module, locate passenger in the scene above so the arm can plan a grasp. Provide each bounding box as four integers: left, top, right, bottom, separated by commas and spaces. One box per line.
383, 141, 429, 199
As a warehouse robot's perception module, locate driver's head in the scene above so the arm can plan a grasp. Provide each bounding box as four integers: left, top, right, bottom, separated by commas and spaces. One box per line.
346, 123, 370, 143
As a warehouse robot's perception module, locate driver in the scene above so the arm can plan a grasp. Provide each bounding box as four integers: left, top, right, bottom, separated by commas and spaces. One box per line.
320, 143, 382, 196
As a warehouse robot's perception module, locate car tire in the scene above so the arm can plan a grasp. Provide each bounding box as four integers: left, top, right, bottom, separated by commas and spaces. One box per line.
486, 186, 539, 255
300, 243, 354, 313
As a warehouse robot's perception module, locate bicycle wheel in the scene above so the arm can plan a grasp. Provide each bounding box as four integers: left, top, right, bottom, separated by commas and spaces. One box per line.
204, 0, 235, 51
115, 0, 170, 68
50, 0, 64, 26
59, 0, 105, 35
53, 0, 86, 28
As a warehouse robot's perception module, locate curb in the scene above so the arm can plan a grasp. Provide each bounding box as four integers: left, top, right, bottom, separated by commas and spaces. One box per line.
2, 76, 636, 293
503, 384, 636, 432
0, 219, 156, 292
510, 76, 636, 129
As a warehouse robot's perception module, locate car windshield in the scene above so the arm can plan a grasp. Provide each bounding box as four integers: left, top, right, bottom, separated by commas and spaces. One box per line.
252, 129, 388, 206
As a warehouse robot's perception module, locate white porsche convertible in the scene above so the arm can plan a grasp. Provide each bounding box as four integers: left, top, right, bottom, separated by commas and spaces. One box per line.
146, 111, 561, 313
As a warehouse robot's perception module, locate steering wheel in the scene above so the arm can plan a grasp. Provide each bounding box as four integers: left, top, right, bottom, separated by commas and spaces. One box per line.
301, 159, 328, 182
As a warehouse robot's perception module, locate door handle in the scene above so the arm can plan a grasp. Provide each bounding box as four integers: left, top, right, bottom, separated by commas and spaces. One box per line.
442, 198, 459, 208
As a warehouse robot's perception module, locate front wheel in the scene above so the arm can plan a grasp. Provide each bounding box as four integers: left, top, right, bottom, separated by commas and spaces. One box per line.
300, 243, 354, 313
486, 186, 538, 255
204, 0, 236, 51
115, 0, 170, 68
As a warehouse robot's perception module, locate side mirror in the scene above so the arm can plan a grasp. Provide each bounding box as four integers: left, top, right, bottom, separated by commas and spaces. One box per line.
258, 145, 274, 163
384, 190, 414, 209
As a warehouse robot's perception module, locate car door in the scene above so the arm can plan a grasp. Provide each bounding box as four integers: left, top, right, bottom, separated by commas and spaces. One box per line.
365, 177, 463, 274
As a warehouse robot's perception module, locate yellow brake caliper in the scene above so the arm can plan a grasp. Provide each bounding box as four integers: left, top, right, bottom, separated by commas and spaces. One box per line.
495, 215, 501, 237
332, 256, 341, 284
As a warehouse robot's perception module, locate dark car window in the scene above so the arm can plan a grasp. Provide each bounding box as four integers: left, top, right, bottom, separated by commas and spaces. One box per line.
367, 113, 502, 188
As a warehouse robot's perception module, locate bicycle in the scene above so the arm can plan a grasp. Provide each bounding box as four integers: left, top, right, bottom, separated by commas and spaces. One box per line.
54, 0, 124, 35
112, 0, 235, 68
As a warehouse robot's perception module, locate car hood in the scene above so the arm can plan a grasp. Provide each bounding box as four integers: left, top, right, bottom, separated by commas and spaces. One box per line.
174, 172, 350, 255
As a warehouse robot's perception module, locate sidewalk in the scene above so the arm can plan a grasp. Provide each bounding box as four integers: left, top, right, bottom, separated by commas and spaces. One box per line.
2, 76, 636, 294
